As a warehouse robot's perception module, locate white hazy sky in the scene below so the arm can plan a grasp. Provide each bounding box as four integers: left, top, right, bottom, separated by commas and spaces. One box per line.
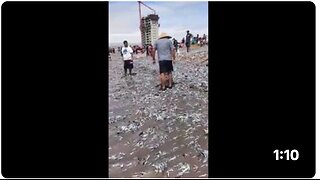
109, 1, 208, 45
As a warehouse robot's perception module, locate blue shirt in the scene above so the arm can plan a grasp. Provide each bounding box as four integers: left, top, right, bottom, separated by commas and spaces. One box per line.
154, 38, 174, 61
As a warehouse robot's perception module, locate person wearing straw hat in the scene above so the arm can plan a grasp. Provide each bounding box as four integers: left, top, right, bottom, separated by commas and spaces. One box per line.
152, 32, 176, 91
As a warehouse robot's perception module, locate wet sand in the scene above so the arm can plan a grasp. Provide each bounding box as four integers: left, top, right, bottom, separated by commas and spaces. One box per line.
109, 46, 208, 178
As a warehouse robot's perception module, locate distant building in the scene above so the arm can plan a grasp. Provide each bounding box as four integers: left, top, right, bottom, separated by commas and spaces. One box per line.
141, 14, 159, 46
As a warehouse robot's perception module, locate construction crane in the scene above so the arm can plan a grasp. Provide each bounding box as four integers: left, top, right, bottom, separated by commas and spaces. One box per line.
138, 1, 156, 32
138, 1, 156, 21
138, 1, 159, 47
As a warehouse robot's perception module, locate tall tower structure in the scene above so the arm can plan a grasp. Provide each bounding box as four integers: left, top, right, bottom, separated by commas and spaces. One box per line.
138, 1, 159, 47
141, 14, 159, 46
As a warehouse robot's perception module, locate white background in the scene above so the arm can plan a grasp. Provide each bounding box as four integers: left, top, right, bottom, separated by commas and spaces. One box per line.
0, 0, 318, 178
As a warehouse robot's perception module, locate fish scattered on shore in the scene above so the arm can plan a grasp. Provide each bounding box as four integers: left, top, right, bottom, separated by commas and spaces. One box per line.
109, 46, 208, 178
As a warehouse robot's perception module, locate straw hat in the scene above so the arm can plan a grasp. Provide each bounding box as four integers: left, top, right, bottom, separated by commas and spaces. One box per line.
158, 32, 172, 39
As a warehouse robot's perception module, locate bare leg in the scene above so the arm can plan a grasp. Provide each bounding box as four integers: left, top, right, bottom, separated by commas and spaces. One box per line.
160, 73, 166, 90
168, 72, 173, 87
164, 73, 169, 87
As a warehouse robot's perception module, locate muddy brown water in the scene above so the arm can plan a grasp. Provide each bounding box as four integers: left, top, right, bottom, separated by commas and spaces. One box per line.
109, 47, 208, 178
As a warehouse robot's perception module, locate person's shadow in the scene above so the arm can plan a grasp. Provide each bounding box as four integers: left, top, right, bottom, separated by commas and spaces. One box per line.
121, 73, 137, 79
124, 75, 136, 89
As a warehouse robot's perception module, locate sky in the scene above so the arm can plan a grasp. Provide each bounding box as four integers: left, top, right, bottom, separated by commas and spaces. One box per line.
109, 1, 208, 45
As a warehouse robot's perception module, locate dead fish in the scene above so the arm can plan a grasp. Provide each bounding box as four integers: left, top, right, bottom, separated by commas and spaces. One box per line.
109, 152, 125, 160
200, 164, 208, 168
172, 147, 179, 152
152, 162, 168, 173
188, 141, 195, 146
112, 163, 124, 168
176, 162, 191, 177
193, 165, 199, 171
156, 151, 167, 157
185, 127, 194, 133
185, 135, 195, 140
172, 136, 179, 140
148, 143, 160, 151
166, 168, 174, 177
126, 162, 132, 167
135, 110, 142, 115
135, 141, 144, 147
197, 149, 208, 163
156, 114, 164, 121
168, 156, 176, 162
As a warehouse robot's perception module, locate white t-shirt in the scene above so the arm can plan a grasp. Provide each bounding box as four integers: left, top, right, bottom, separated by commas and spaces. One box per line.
121, 46, 133, 61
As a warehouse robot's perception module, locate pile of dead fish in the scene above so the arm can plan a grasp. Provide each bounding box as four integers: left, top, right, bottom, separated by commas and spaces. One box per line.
177, 47, 208, 63
108, 46, 208, 178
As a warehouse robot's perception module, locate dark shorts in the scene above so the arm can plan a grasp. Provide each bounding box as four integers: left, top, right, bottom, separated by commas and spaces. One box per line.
186, 42, 190, 47
124, 60, 133, 69
159, 60, 173, 74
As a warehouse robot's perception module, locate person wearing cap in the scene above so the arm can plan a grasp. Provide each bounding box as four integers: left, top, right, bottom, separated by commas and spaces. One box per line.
152, 32, 176, 91
121, 40, 134, 76
186, 30, 193, 53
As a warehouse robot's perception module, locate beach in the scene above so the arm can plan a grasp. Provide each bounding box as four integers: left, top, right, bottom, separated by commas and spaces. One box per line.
108, 45, 208, 178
